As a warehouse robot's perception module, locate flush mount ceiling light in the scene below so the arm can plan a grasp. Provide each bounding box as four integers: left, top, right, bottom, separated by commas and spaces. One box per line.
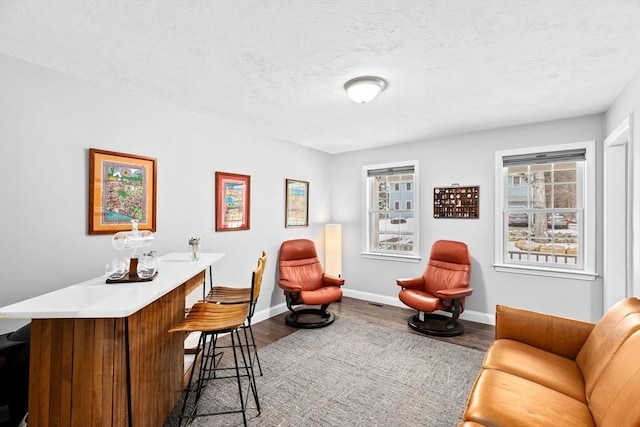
344, 76, 387, 103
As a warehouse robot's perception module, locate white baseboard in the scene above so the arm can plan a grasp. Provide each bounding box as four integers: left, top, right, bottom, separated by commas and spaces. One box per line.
253, 302, 288, 325
460, 309, 495, 326
253, 290, 495, 326
342, 288, 404, 308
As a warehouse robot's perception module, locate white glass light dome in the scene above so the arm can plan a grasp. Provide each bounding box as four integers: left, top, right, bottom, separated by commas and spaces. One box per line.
344, 76, 387, 103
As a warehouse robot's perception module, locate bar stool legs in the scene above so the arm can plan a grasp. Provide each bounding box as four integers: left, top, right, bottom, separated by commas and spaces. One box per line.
201, 329, 261, 417
181, 330, 260, 427
169, 302, 259, 427
212, 314, 263, 378
242, 318, 263, 376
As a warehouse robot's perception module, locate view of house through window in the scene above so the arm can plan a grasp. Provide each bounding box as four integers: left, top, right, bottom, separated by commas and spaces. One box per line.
365, 162, 417, 257
504, 153, 584, 268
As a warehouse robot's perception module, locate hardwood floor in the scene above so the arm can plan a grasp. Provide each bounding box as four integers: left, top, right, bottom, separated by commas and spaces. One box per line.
251, 297, 495, 353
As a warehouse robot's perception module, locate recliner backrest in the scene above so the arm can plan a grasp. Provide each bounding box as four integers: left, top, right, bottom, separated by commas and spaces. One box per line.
423, 240, 471, 298
278, 239, 324, 291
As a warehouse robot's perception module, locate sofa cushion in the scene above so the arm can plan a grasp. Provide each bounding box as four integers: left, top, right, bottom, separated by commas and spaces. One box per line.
576, 298, 640, 398
588, 331, 640, 427
483, 339, 586, 402
463, 369, 595, 427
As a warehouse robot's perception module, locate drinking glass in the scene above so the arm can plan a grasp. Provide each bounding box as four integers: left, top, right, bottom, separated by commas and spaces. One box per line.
106, 258, 127, 280
137, 252, 158, 279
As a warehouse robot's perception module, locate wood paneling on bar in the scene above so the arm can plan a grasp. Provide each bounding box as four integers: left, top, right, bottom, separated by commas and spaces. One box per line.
27, 272, 202, 426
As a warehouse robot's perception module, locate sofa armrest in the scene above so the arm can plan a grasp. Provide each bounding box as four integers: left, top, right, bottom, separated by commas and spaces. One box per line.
495, 305, 595, 359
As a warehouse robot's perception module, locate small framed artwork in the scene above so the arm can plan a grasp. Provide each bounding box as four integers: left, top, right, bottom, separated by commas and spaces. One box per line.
215, 171, 251, 231
433, 185, 479, 219
285, 179, 309, 227
89, 148, 157, 235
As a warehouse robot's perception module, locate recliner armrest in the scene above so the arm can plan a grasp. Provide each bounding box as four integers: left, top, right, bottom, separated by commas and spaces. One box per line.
436, 287, 473, 299
495, 305, 595, 359
396, 277, 424, 290
277, 279, 303, 293
322, 274, 345, 286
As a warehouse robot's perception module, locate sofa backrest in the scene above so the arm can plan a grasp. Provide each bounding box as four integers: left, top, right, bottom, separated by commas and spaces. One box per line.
576, 297, 640, 400
587, 330, 640, 426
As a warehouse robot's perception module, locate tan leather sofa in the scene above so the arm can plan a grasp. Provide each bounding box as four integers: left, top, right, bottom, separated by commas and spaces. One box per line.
459, 297, 640, 427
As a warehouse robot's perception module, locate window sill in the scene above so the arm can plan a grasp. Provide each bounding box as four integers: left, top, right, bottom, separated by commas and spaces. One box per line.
362, 252, 422, 263
493, 263, 598, 281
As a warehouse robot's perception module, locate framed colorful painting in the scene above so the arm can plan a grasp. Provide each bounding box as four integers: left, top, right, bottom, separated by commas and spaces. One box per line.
89, 148, 157, 234
215, 171, 251, 231
285, 179, 309, 227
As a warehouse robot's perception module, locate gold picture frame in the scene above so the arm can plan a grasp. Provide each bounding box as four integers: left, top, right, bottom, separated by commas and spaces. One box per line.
89, 149, 157, 235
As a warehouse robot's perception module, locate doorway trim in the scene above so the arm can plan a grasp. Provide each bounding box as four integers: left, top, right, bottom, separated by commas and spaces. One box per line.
603, 115, 632, 312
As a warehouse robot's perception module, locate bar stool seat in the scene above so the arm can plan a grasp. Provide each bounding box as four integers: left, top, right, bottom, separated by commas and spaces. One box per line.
169, 301, 259, 426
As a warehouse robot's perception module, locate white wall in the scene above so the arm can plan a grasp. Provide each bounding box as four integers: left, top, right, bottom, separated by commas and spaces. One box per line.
332, 115, 606, 323
605, 68, 640, 298
0, 54, 331, 333
2, 52, 634, 333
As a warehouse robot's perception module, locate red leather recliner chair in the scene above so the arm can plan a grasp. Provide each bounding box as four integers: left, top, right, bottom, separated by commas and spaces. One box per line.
278, 239, 345, 328
397, 240, 473, 336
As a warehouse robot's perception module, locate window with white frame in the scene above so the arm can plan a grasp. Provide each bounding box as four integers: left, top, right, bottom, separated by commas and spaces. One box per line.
363, 161, 419, 259
494, 141, 596, 280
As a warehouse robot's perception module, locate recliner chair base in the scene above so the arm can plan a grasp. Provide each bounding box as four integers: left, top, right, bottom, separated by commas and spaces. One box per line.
407, 313, 464, 337
285, 308, 335, 329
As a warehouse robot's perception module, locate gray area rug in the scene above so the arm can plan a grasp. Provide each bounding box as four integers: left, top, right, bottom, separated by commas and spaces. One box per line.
164, 316, 484, 426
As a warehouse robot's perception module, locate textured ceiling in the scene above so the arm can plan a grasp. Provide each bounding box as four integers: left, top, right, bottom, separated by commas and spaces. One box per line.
1, 1, 639, 153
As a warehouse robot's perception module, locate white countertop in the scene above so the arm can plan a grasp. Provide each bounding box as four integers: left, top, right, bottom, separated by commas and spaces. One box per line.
0, 252, 225, 319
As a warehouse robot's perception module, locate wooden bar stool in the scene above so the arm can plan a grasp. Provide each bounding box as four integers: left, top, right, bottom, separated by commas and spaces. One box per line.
169, 301, 260, 426
205, 251, 266, 376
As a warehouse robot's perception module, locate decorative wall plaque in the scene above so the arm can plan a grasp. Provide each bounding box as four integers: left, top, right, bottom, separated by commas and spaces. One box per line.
433, 185, 479, 219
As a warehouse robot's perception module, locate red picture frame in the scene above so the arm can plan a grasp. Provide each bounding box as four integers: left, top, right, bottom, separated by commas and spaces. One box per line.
215, 171, 251, 231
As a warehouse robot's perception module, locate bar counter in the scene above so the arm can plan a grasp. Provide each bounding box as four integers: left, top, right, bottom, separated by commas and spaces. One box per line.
0, 252, 225, 427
